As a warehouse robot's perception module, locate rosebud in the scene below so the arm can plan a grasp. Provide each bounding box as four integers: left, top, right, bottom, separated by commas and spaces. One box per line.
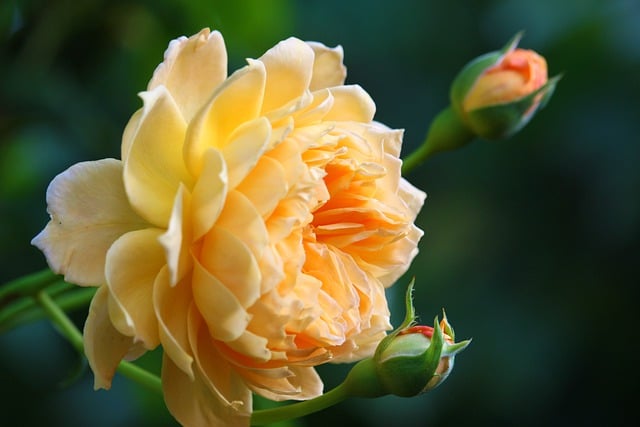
342, 283, 470, 398
450, 32, 560, 140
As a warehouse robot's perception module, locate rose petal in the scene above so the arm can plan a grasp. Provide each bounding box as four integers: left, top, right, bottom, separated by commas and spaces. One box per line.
324, 85, 376, 122
105, 228, 165, 348
222, 117, 271, 190
191, 148, 228, 241
162, 354, 250, 427
158, 184, 193, 286
236, 155, 287, 219
192, 257, 251, 342
153, 266, 194, 378
307, 42, 347, 91
31, 159, 148, 286
148, 29, 228, 122
259, 37, 314, 113
184, 59, 266, 175
84, 286, 137, 390
123, 86, 191, 228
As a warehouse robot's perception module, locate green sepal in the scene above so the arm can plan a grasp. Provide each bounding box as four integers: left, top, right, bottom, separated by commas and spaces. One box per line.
374, 279, 416, 360
464, 74, 561, 140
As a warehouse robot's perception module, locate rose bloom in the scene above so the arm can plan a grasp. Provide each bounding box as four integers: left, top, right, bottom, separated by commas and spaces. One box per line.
462, 48, 548, 112
33, 29, 425, 426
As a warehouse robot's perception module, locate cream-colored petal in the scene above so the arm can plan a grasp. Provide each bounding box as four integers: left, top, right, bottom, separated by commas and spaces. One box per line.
184, 59, 266, 175
123, 86, 191, 228
121, 108, 143, 162
324, 85, 376, 122
199, 226, 261, 308
162, 354, 250, 427
259, 37, 314, 113
222, 117, 271, 190
84, 286, 137, 390
236, 155, 287, 218
307, 42, 347, 91
191, 148, 228, 241
105, 228, 165, 348
153, 266, 194, 378
216, 190, 269, 261
241, 365, 323, 402
31, 159, 148, 286
148, 29, 228, 122
158, 184, 193, 286
192, 257, 251, 342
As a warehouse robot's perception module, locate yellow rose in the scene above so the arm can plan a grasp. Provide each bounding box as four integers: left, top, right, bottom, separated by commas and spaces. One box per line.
32, 29, 425, 426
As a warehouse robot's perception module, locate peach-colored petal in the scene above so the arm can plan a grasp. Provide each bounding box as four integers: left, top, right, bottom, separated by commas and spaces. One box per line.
241, 365, 323, 401
190, 148, 228, 241
222, 117, 271, 190
105, 228, 165, 348
184, 59, 266, 175
259, 37, 314, 113
123, 86, 191, 228
148, 29, 228, 122
307, 42, 347, 91
192, 257, 251, 342
158, 184, 193, 286
199, 226, 261, 309
121, 108, 142, 162
153, 266, 194, 378
84, 286, 137, 390
162, 354, 250, 427
324, 85, 376, 122
31, 159, 148, 286
236, 155, 287, 219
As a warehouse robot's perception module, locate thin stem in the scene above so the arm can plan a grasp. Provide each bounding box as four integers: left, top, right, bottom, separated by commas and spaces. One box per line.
251, 383, 349, 426
0, 286, 95, 333
34, 290, 163, 395
0, 268, 59, 302
401, 106, 475, 175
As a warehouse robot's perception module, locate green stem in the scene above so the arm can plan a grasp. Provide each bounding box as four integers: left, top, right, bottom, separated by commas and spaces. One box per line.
251, 383, 349, 426
0, 286, 95, 333
401, 106, 475, 175
34, 290, 163, 395
0, 268, 60, 302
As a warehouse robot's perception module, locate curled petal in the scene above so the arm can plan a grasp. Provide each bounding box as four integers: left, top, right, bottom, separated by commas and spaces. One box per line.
148, 29, 228, 122
162, 354, 250, 427
31, 159, 147, 286
324, 85, 376, 122
222, 117, 271, 190
158, 184, 193, 286
124, 86, 191, 227
153, 267, 194, 378
259, 37, 314, 113
307, 42, 347, 91
191, 148, 228, 241
241, 365, 323, 402
84, 286, 138, 390
184, 59, 266, 175
105, 228, 165, 348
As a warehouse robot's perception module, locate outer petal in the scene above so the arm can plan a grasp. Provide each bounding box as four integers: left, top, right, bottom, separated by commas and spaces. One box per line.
31, 159, 148, 286
259, 37, 314, 113
84, 286, 137, 390
184, 59, 266, 175
240, 365, 323, 402
123, 86, 191, 227
158, 184, 193, 286
222, 117, 271, 190
162, 355, 250, 427
191, 148, 228, 241
307, 42, 347, 91
105, 228, 165, 348
154, 266, 194, 378
324, 85, 376, 122
148, 29, 228, 122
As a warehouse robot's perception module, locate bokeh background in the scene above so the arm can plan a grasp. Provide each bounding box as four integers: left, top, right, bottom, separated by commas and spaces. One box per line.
1, 0, 639, 426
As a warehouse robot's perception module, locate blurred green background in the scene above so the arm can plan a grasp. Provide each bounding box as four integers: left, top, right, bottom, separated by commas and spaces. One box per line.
1, 0, 639, 426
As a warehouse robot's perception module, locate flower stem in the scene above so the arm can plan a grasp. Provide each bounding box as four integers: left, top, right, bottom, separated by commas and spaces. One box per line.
251, 383, 349, 426
34, 289, 163, 395
0, 268, 60, 302
402, 106, 475, 175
